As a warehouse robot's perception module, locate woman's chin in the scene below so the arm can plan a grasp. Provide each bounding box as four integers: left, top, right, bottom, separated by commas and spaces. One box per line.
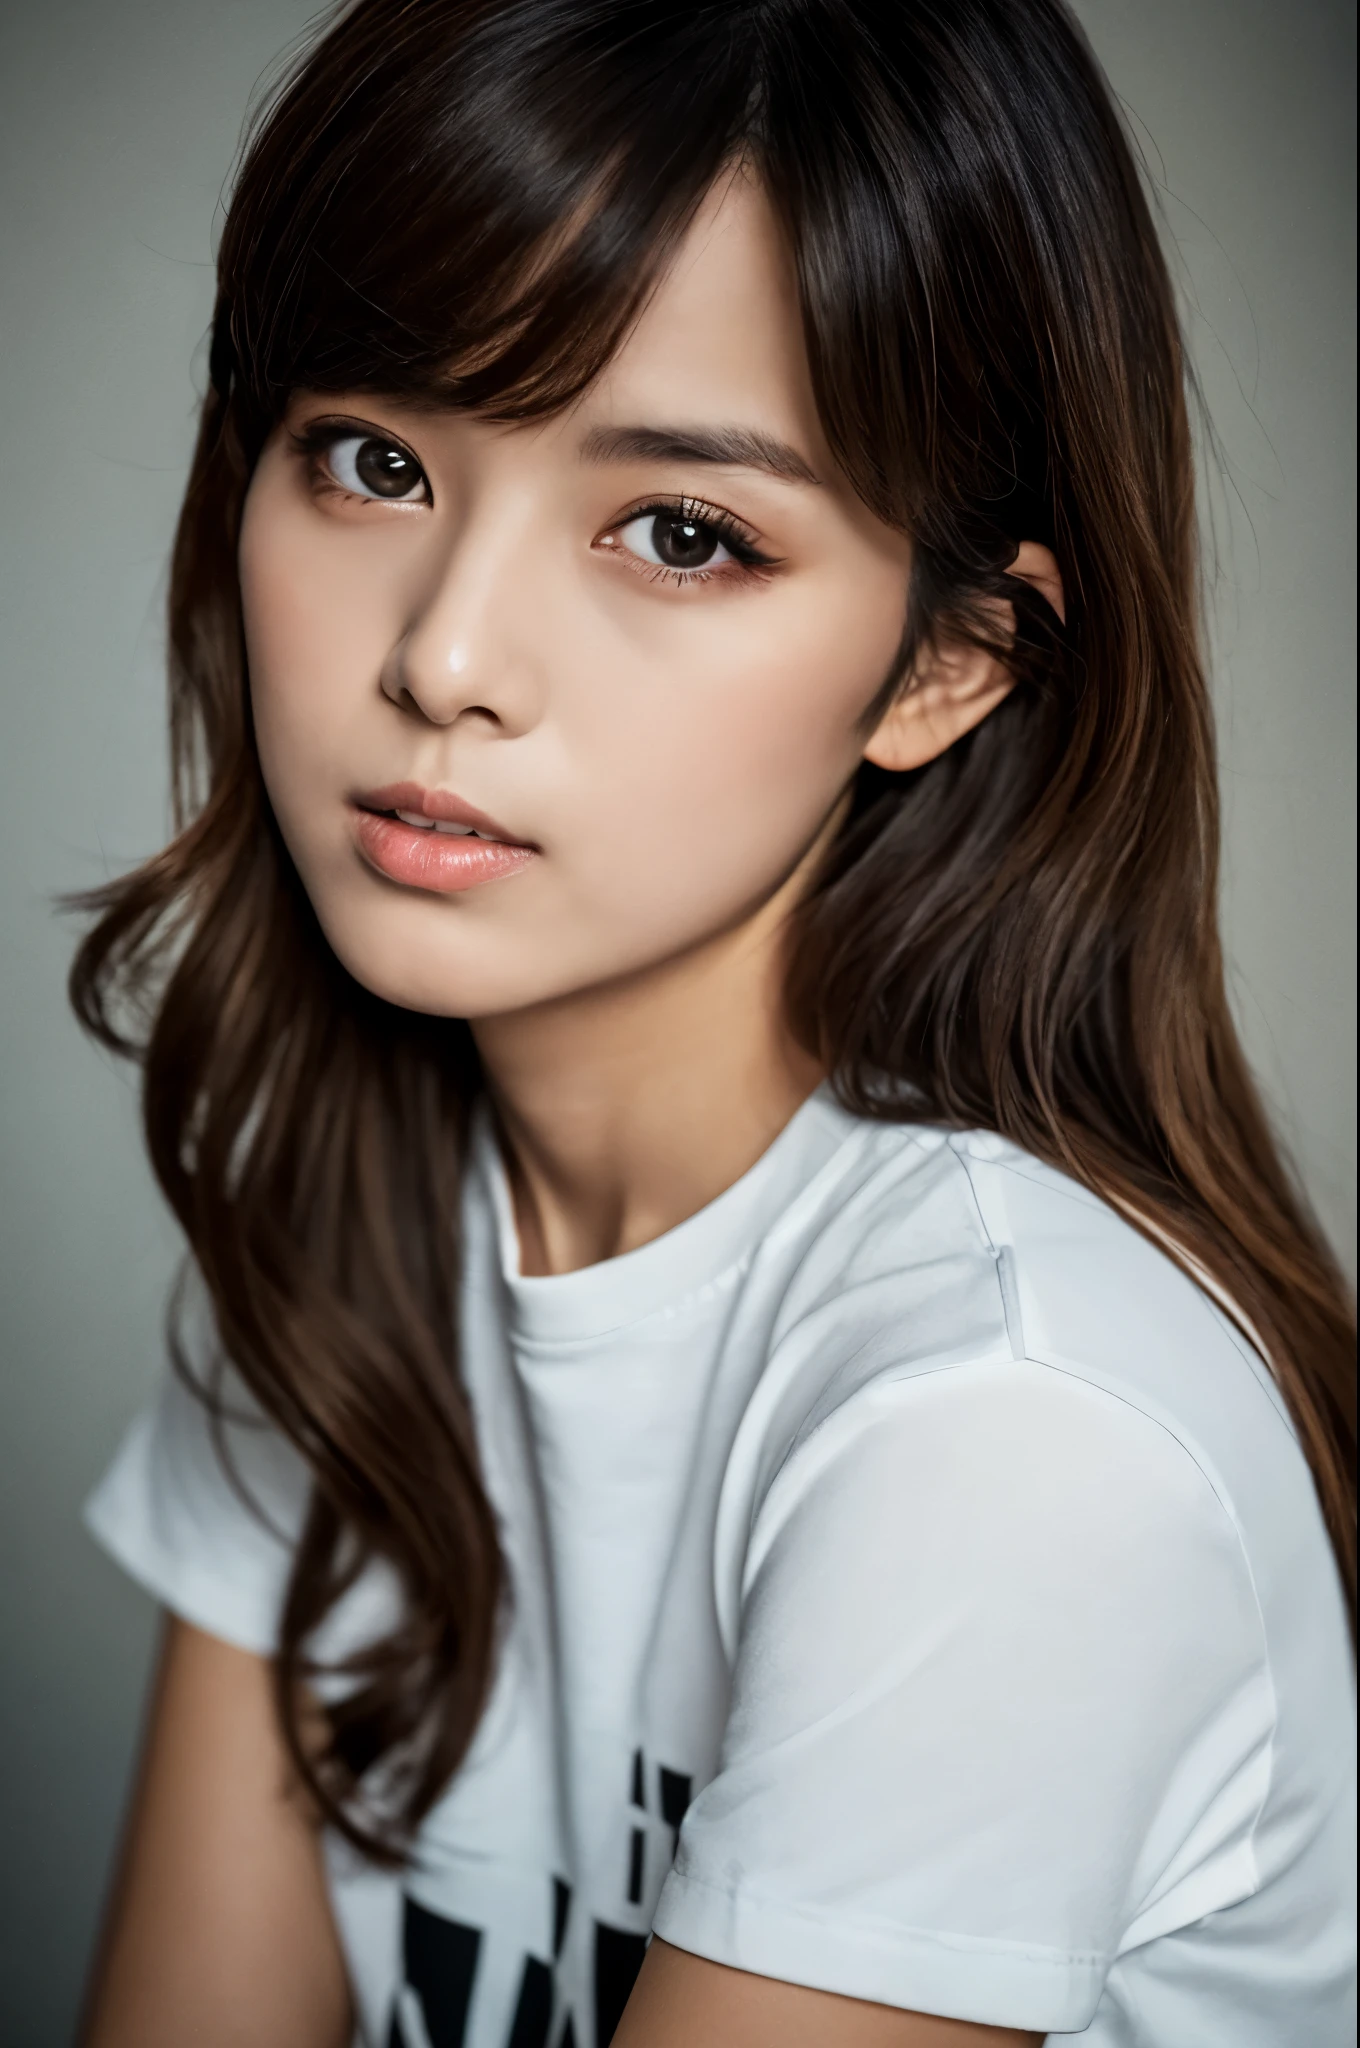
315, 924, 557, 1023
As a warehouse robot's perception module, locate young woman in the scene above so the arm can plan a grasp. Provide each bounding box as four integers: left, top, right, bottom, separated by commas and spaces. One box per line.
74, 2, 1355, 2044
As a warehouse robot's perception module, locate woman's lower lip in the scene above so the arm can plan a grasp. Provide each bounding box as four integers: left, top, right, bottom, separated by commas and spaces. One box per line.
354, 810, 537, 893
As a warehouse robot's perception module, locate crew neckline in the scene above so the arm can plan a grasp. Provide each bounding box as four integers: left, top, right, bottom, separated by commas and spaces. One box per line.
472, 1085, 858, 1345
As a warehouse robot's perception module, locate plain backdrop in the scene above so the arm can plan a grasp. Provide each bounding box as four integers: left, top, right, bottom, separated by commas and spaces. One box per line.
0, 1, 1354, 2039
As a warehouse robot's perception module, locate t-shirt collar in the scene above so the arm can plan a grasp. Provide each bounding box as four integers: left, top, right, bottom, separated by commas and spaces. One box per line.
471, 1084, 856, 1345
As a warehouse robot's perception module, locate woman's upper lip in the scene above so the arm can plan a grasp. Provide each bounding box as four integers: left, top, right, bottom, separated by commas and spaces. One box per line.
354, 781, 531, 846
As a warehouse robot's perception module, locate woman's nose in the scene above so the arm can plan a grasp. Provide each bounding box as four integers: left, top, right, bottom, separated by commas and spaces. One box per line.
380, 524, 545, 733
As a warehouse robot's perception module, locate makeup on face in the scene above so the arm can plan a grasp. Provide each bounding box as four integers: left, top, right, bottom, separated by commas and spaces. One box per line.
238, 171, 914, 1022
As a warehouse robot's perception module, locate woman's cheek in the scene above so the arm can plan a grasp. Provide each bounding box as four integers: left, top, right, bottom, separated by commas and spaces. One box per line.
243, 518, 384, 830
562, 616, 872, 930
644, 596, 889, 814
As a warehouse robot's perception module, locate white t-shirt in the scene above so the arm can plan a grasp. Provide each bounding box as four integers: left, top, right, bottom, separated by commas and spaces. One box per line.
87, 1090, 1356, 2047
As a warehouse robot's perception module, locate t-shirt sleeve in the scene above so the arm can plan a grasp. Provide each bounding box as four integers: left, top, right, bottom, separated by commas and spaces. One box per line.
85, 1367, 312, 1656
652, 1358, 1276, 2035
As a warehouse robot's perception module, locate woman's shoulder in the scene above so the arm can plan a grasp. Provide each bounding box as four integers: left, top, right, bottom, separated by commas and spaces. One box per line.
782, 1112, 1290, 1427
756, 1113, 1321, 1584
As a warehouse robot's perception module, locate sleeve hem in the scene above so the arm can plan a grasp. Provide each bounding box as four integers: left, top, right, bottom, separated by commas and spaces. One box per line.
84, 1485, 281, 1659
651, 1867, 1105, 2033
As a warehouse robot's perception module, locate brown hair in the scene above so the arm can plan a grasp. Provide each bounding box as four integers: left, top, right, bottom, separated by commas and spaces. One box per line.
71, 0, 1355, 1860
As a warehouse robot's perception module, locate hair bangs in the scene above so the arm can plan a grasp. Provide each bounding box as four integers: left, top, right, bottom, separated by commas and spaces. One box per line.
219, 0, 766, 436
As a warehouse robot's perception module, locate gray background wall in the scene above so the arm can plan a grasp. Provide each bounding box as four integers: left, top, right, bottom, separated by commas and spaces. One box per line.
0, 1, 1353, 2039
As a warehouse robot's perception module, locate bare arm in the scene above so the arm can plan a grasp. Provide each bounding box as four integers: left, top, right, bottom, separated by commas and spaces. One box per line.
614, 1939, 1042, 2048
80, 1615, 352, 2048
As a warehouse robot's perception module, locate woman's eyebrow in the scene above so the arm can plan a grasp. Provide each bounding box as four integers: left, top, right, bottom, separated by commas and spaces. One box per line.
579, 422, 821, 486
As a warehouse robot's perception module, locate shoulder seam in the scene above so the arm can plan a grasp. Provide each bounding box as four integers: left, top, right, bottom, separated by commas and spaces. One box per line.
943, 1136, 1026, 1360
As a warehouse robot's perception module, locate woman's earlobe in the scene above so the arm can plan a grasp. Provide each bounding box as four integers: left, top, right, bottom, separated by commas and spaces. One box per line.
862, 540, 1065, 774
862, 638, 1016, 773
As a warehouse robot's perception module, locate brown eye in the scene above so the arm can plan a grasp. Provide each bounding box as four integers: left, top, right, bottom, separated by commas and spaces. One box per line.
327, 432, 428, 501
649, 514, 718, 568
619, 510, 732, 573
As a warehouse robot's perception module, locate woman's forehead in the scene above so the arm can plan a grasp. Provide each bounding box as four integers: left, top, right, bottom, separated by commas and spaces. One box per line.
579, 173, 828, 469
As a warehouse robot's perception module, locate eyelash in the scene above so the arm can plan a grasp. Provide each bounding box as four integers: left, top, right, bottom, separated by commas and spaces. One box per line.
289, 422, 781, 586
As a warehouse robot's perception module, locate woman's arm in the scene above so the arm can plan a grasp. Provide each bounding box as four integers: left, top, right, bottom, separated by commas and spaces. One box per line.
615, 1940, 1041, 2047
80, 1615, 352, 2048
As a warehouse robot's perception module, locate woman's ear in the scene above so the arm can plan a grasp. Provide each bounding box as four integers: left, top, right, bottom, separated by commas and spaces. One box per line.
863, 540, 1064, 773
1008, 538, 1066, 626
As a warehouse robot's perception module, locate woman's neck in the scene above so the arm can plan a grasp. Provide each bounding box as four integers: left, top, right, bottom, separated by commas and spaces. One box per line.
473, 884, 823, 1278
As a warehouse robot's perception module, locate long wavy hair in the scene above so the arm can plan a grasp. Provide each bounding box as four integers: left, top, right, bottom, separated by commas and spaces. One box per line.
71, 0, 1356, 1861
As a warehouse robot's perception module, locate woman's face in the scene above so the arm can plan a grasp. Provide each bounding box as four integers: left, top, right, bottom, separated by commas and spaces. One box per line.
240, 170, 914, 1019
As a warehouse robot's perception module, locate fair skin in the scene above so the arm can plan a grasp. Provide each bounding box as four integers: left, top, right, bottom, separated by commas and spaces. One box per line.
85, 169, 1057, 2045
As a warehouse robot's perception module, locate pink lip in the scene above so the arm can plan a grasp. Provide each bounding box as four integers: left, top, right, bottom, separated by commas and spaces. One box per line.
352, 782, 537, 896
356, 782, 525, 839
